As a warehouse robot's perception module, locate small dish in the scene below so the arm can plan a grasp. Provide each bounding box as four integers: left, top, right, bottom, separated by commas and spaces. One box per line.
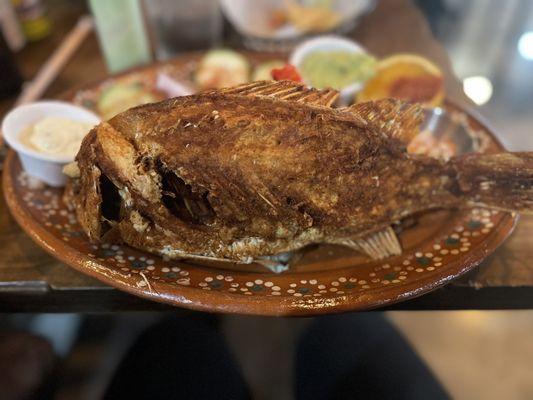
220, 0, 375, 52
289, 35, 372, 104
2, 101, 100, 187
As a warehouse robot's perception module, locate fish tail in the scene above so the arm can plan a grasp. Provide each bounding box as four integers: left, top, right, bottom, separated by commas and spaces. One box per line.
453, 152, 533, 214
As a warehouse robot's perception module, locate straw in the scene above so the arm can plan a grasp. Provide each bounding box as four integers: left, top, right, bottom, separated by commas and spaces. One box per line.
15, 15, 94, 106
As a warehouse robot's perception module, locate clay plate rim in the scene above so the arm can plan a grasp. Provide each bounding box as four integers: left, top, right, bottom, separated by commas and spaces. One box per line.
2, 102, 518, 316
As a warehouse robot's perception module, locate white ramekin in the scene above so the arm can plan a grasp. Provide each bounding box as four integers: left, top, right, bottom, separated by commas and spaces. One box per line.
289, 35, 370, 105
2, 101, 101, 187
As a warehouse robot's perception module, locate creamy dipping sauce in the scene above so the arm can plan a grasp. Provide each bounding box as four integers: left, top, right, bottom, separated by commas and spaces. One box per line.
20, 117, 93, 158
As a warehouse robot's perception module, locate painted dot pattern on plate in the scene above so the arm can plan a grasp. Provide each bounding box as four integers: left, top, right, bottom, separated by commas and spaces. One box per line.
5, 58, 516, 310
15, 169, 509, 298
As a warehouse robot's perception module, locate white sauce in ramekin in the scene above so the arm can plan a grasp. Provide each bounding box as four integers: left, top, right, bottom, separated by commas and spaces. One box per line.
19, 117, 93, 159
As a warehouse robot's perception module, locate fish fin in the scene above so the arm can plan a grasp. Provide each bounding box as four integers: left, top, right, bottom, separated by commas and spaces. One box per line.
255, 250, 304, 273
454, 152, 533, 214
255, 258, 290, 274
347, 226, 403, 260
344, 99, 424, 145
218, 80, 339, 107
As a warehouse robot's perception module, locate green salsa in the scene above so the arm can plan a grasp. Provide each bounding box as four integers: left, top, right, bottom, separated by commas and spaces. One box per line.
301, 51, 377, 89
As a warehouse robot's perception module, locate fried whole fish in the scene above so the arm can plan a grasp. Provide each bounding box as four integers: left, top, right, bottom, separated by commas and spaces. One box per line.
64, 80, 533, 264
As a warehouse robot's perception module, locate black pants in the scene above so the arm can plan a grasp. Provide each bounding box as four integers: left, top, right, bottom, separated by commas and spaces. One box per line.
105, 314, 449, 400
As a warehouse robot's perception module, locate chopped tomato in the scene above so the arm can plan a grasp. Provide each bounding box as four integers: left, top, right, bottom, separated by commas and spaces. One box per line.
271, 64, 302, 82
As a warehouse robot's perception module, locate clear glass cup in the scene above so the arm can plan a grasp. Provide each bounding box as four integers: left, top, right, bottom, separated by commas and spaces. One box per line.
143, 0, 223, 60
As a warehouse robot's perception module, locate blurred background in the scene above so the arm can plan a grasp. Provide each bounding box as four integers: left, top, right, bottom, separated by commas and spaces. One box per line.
1, 0, 532, 399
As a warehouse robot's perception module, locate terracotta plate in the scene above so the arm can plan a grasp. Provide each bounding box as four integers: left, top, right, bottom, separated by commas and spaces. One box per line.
2, 53, 518, 315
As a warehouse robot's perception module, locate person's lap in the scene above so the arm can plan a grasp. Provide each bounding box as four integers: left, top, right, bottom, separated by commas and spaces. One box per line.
296, 313, 449, 400
104, 315, 251, 400
105, 313, 449, 400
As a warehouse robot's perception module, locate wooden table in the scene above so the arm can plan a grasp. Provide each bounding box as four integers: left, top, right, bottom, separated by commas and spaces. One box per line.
1, 0, 532, 312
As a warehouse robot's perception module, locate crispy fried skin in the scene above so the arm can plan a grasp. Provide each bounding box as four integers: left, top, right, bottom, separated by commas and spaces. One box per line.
65, 81, 533, 262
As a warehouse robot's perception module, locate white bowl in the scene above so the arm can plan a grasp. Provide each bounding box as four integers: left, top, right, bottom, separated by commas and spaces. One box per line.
290, 35, 370, 104
2, 101, 101, 187
219, 0, 375, 42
